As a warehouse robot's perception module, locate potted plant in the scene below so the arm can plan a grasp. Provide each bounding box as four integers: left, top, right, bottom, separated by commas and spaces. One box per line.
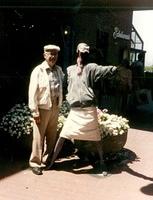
97, 108, 129, 153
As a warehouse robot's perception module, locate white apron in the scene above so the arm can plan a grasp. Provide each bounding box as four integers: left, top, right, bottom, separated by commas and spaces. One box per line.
60, 107, 101, 141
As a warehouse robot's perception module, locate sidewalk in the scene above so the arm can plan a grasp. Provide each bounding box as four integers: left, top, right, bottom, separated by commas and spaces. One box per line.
0, 107, 153, 200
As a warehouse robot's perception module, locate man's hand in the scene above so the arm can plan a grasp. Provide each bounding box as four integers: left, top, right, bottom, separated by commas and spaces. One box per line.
34, 116, 41, 124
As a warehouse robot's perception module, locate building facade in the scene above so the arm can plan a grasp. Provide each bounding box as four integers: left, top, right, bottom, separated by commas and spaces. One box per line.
0, 7, 144, 114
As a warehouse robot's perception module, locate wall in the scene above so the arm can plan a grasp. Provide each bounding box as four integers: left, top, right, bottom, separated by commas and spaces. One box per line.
72, 10, 133, 65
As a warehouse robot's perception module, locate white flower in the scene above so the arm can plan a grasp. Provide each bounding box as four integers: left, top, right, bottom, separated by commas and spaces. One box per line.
0, 101, 129, 139
97, 108, 129, 137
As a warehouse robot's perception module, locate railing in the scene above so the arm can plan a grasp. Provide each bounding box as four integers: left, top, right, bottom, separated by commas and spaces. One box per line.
131, 25, 144, 51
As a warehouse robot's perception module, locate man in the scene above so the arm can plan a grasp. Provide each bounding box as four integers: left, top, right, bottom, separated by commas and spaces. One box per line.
131, 52, 145, 105
47, 43, 117, 176
28, 44, 64, 175
131, 52, 145, 90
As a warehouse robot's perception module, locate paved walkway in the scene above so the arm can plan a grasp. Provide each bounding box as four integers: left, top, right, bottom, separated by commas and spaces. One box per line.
0, 127, 153, 200
0, 106, 153, 200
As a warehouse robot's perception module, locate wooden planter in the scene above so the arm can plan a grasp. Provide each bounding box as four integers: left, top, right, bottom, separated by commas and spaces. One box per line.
102, 131, 128, 153
75, 131, 128, 156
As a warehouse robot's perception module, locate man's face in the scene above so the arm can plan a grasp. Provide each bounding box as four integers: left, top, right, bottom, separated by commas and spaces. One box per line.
44, 49, 58, 67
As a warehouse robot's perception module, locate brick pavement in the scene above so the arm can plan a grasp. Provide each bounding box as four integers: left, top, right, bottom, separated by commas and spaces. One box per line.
0, 127, 153, 200
0, 105, 153, 200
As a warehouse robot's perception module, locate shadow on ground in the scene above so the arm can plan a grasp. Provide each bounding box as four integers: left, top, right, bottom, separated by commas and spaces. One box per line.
0, 133, 30, 180
47, 148, 153, 182
47, 148, 141, 175
0, 143, 153, 183
0, 147, 138, 179
0, 154, 29, 180
140, 183, 153, 196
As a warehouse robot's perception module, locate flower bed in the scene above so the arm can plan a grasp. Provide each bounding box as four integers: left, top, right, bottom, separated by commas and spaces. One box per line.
0, 101, 129, 154
0, 103, 33, 138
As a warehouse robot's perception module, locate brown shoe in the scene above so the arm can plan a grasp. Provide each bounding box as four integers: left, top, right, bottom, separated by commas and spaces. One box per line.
32, 167, 43, 175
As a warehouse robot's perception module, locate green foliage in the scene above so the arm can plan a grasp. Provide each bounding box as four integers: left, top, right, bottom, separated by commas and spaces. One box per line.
145, 66, 153, 72
0, 103, 33, 138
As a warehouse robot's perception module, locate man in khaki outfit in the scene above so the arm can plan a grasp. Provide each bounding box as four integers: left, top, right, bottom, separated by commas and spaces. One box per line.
28, 44, 64, 175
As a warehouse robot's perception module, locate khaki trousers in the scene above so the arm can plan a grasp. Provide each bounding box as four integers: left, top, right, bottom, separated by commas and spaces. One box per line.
29, 101, 59, 168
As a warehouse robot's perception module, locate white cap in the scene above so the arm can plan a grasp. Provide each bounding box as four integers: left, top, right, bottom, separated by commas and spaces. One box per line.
44, 44, 60, 52
76, 43, 90, 53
